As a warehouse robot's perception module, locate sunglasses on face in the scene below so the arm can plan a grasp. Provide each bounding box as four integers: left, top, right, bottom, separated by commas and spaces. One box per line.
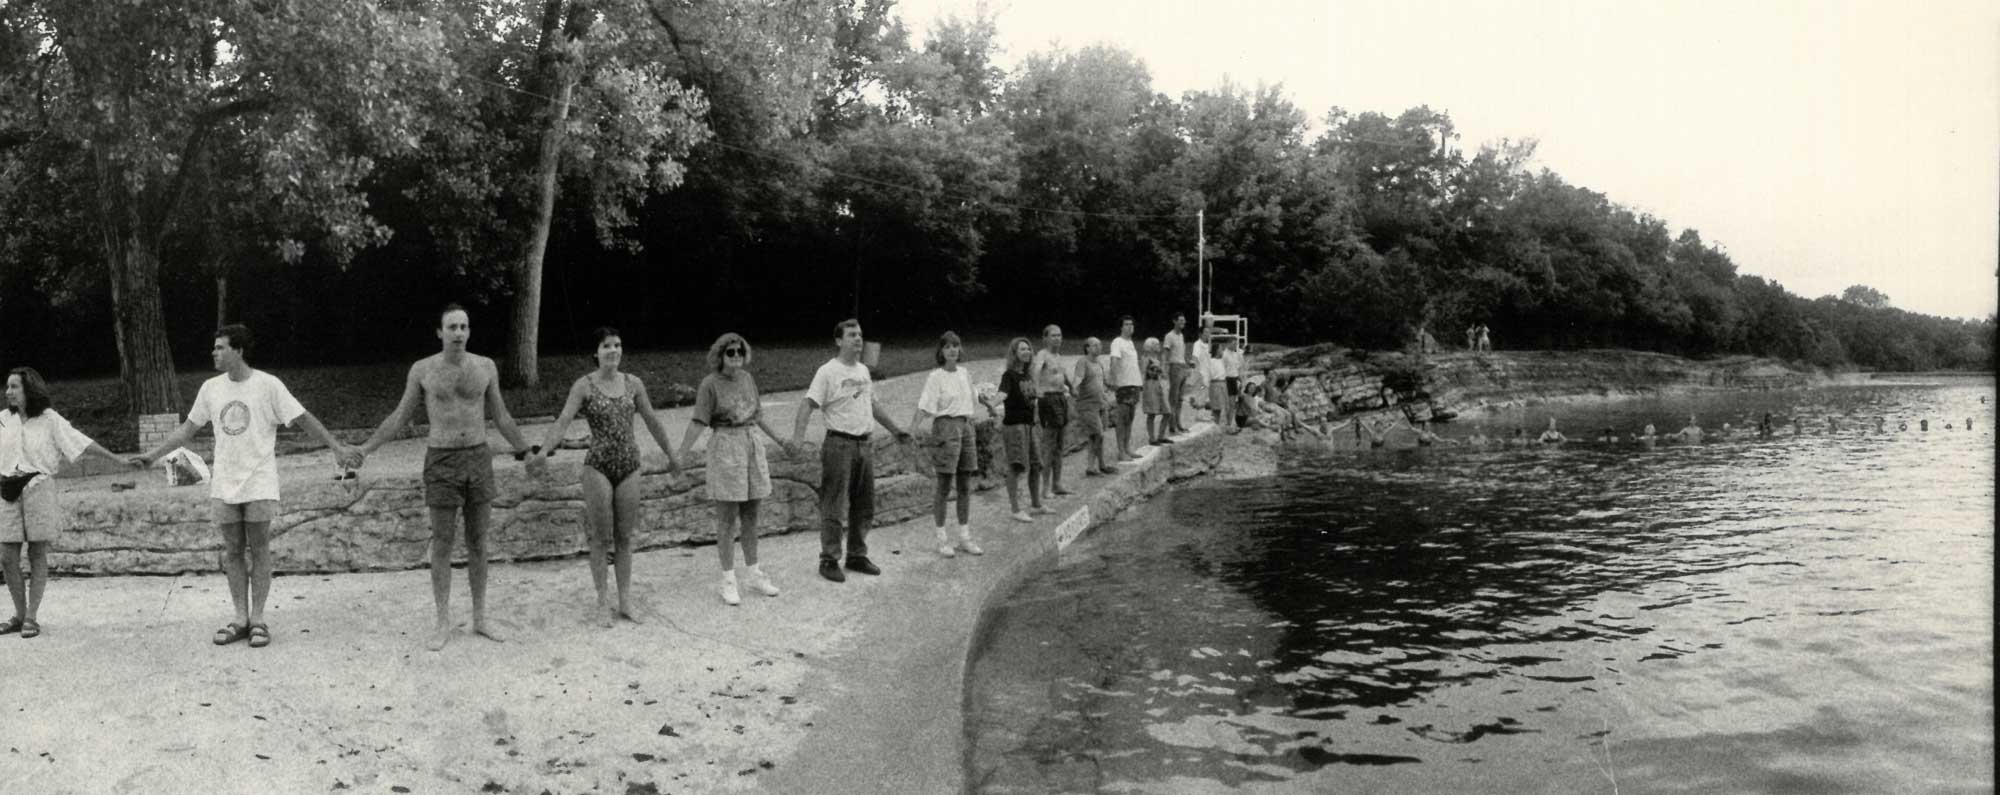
723, 348, 745, 358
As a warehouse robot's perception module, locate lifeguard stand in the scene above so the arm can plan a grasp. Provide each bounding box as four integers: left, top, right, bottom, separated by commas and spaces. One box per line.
1194, 209, 1250, 348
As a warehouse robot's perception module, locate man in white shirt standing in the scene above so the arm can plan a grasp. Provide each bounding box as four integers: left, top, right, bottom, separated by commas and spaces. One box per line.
134, 324, 359, 649
1161, 313, 1188, 436
791, 319, 912, 583
1107, 316, 1143, 461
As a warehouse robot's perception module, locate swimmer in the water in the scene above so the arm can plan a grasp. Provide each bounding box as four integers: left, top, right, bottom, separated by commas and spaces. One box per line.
1759, 412, 1775, 438
1595, 427, 1616, 443
1716, 422, 1734, 439
1536, 417, 1567, 444
1791, 416, 1801, 435
1409, 419, 1459, 447
1508, 427, 1529, 447
1670, 415, 1703, 443
1898, 420, 1907, 431
1361, 418, 1391, 449
1827, 416, 1838, 433
1875, 417, 1885, 433
1920, 419, 1929, 431
1631, 423, 1658, 444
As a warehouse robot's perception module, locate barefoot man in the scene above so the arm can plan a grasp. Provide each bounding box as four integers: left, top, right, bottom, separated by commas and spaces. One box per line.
358, 304, 544, 650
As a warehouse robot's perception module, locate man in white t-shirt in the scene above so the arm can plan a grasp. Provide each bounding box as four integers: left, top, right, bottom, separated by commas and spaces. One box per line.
1161, 313, 1188, 436
789, 319, 912, 583
1107, 316, 1142, 461
134, 324, 358, 649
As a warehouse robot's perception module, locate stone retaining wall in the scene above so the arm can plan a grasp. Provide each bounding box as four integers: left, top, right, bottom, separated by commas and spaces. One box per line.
52, 415, 1105, 575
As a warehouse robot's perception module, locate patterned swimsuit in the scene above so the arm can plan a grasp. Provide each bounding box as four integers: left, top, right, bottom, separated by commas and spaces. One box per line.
580, 375, 641, 486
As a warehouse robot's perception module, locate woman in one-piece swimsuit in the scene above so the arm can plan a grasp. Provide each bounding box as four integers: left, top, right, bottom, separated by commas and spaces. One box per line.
538, 327, 686, 627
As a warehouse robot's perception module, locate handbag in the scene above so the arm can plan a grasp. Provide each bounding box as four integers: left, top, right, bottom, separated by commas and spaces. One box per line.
0, 473, 37, 503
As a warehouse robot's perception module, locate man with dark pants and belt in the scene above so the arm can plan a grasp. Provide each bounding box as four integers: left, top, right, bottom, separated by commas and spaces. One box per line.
358, 303, 543, 651
791, 319, 912, 583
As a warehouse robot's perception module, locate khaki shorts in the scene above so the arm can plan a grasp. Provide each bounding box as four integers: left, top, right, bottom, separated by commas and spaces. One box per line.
0, 476, 65, 543
926, 416, 979, 474
212, 499, 277, 525
1001, 423, 1037, 473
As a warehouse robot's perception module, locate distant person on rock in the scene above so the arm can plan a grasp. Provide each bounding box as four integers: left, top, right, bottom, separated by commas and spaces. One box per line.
1, 367, 128, 640
1477, 324, 1492, 352
539, 327, 689, 618
134, 324, 361, 650
1074, 337, 1115, 477
1162, 313, 1190, 436
790, 319, 912, 583
1108, 316, 1143, 461
357, 304, 542, 651
1189, 325, 1214, 422
991, 337, 1044, 521
1466, 325, 1477, 351
1033, 325, 1077, 496
672, 333, 796, 607
1220, 335, 1245, 431
912, 331, 983, 559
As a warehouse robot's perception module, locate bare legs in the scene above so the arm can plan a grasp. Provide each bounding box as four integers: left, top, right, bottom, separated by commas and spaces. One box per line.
427, 502, 502, 651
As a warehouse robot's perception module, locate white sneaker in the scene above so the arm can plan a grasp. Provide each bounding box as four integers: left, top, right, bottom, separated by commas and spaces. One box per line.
720, 570, 741, 606
1011, 510, 1034, 523
957, 525, 984, 556
744, 565, 780, 597
935, 526, 956, 558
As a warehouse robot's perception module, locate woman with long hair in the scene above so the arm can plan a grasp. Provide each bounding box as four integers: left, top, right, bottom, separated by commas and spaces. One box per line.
676, 333, 795, 605
991, 337, 1044, 521
537, 328, 686, 626
0, 367, 127, 638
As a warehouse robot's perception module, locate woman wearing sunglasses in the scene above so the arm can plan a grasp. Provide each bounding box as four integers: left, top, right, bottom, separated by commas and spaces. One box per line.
538, 327, 686, 627
677, 333, 796, 605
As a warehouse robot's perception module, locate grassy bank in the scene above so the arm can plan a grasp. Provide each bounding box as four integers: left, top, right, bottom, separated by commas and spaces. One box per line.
54, 333, 1016, 451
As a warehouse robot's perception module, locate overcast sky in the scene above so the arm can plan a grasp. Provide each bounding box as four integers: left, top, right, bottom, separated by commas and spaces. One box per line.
894, 0, 1999, 321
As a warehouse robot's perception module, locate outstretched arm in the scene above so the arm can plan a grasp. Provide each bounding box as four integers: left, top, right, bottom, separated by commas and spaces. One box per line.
361, 363, 426, 455
630, 378, 682, 472
789, 398, 819, 447
538, 378, 589, 456
291, 412, 360, 467
872, 398, 908, 440
482, 360, 533, 455
133, 420, 205, 467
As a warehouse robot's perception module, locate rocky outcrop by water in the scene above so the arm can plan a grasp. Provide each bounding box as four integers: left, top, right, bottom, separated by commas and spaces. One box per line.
1252, 347, 1820, 425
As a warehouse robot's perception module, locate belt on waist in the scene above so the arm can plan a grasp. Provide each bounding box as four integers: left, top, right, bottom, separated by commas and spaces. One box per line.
826, 429, 870, 442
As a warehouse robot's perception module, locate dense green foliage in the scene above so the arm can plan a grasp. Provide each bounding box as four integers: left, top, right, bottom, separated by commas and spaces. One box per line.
0, 0, 1988, 406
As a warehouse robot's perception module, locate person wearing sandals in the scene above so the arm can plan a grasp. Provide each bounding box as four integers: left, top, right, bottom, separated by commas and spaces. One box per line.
0, 367, 126, 639
537, 327, 687, 625
132, 324, 361, 649
913, 331, 984, 558
675, 333, 795, 605
992, 337, 1044, 522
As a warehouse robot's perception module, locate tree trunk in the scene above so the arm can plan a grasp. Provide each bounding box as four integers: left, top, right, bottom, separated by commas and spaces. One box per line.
93, 147, 180, 418
215, 272, 228, 329
506, 0, 588, 388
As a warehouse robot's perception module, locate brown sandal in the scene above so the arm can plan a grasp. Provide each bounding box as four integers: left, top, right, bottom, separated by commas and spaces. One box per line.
19, 618, 39, 638
213, 623, 250, 645
246, 623, 270, 648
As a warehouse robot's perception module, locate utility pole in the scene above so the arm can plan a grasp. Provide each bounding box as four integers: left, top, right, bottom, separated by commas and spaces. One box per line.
1196, 209, 1206, 323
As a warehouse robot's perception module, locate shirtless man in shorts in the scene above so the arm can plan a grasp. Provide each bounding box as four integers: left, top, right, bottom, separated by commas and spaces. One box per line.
359, 304, 543, 651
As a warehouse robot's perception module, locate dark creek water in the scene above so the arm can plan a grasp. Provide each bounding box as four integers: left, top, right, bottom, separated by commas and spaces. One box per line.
966, 380, 1994, 794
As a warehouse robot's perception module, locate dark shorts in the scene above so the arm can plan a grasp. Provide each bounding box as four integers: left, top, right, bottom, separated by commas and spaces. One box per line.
1001, 422, 1037, 472
1115, 386, 1140, 406
1225, 377, 1241, 397
424, 444, 496, 509
1036, 395, 1069, 428
926, 416, 979, 474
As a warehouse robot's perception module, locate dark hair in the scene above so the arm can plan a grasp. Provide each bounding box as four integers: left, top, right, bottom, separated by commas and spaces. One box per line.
215, 323, 253, 355
589, 327, 620, 365
1119, 315, 1134, 326
1173, 312, 1185, 322
834, 318, 861, 340
707, 332, 753, 373
1004, 337, 1034, 375
438, 302, 469, 329
7, 366, 50, 418
934, 331, 962, 366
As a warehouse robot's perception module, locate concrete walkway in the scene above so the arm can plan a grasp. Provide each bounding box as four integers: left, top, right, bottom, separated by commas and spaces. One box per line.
1, 358, 1228, 795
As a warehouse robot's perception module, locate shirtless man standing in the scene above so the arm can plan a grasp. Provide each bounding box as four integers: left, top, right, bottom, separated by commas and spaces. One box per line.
358, 304, 544, 651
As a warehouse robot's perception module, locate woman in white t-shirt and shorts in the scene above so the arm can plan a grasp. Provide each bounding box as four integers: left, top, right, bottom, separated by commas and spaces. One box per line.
0, 367, 126, 639
913, 332, 984, 558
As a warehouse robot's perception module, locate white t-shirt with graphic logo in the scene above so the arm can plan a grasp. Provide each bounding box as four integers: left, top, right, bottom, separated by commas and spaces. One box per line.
186, 370, 306, 504
807, 357, 876, 437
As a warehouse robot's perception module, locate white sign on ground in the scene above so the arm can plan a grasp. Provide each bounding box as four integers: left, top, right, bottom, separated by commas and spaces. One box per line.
1054, 506, 1092, 551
